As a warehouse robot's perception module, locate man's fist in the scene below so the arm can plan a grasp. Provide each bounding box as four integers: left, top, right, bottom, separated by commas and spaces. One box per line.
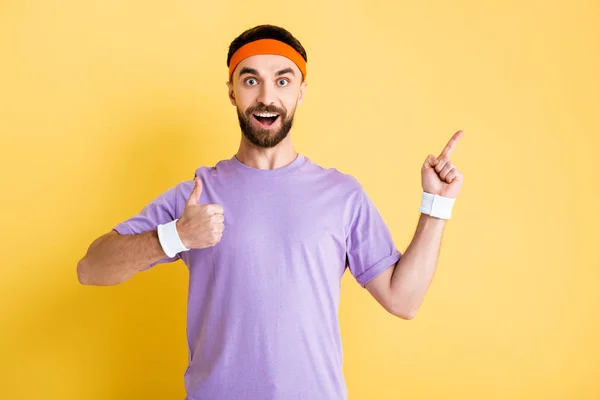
176, 177, 224, 249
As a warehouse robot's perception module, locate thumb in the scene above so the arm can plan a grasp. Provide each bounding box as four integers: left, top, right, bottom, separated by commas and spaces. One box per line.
186, 177, 203, 206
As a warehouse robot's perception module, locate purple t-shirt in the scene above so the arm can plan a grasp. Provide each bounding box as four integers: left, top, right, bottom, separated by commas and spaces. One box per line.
113, 153, 402, 400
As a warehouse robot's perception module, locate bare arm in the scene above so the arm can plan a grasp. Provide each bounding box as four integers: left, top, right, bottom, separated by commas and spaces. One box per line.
365, 130, 465, 319
365, 213, 446, 319
77, 176, 225, 286
77, 229, 168, 286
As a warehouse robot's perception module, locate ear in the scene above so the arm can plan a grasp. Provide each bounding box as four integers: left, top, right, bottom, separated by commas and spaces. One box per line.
226, 81, 236, 106
297, 81, 308, 106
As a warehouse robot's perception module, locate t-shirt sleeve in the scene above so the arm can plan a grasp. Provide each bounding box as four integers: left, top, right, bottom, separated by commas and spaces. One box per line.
346, 187, 402, 288
112, 183, 183, 271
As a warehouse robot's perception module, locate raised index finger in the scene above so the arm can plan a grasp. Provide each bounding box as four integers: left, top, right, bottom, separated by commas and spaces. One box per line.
438, 130, 464, 159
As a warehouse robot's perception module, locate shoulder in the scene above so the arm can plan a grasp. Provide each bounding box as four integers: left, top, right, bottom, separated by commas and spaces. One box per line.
193, 157, 235, 181
159, 160, 224, 202
304, 156, 365, 199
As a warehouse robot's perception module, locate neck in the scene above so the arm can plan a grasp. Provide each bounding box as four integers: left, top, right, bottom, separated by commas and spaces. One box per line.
235, 136, 298, 170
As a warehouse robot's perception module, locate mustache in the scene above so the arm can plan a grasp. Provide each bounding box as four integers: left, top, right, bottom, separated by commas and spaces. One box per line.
246, 104, 286, 115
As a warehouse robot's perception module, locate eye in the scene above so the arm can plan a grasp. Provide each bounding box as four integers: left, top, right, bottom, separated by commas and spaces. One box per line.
245, 78, 258, 86
277, 78, 289, 87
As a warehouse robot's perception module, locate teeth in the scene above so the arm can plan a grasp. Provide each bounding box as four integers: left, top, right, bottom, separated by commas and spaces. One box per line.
254, 113, 279, 117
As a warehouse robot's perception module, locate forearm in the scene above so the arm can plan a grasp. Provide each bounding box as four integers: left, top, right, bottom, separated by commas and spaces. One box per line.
390, 213, 447, 317
77, 229, 167, 286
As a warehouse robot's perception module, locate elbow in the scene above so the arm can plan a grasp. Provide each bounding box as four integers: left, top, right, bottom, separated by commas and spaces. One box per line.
77, 257, 92, 285
77, 257, 123, 286
77, 232, 128, 286
390, 302, 418, 320
395, 310, 417, 320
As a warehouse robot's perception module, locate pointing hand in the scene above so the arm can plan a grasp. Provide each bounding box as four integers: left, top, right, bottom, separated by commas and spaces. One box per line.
421, 130, 465, 198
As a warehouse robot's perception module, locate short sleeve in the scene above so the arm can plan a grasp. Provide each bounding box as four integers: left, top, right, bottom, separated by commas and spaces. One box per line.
112, 183, 183, 271
346, 188, 402, 288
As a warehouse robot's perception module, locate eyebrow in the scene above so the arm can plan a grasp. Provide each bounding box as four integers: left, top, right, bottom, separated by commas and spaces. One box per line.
275, 68, 295, 77
239, 67, 259, 77
238, 67, 296, 78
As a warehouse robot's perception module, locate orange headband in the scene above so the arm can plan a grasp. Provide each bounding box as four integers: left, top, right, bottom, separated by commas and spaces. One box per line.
228, 38, 307, 81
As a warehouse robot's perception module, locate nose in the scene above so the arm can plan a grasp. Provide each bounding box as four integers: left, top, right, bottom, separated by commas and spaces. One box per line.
256, 82, 276, 105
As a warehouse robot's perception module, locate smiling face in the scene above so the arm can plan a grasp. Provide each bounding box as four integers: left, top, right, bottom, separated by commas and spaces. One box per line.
227, 54, 307, 148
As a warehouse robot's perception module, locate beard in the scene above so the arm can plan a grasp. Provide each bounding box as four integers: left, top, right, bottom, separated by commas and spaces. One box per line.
237, 103, 296, 148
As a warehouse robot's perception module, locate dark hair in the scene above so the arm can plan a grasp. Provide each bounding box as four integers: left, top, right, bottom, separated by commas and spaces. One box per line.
227, 25, 307, 76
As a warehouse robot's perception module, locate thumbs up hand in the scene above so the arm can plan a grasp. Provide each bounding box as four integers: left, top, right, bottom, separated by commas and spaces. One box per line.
176, 177, 225, 249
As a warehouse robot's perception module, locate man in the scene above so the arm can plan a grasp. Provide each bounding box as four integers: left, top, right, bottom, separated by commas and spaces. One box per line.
77, 24, 464, 400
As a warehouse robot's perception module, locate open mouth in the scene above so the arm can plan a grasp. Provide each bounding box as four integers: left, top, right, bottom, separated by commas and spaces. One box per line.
253, 112, 280, 128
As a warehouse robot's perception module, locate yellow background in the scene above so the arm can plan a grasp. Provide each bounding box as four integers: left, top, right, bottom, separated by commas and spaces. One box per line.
1, 0, 598, 399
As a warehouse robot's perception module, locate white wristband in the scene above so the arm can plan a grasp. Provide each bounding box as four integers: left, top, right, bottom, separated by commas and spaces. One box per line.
419, 192, 456, 220
157, 219, 190, 258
